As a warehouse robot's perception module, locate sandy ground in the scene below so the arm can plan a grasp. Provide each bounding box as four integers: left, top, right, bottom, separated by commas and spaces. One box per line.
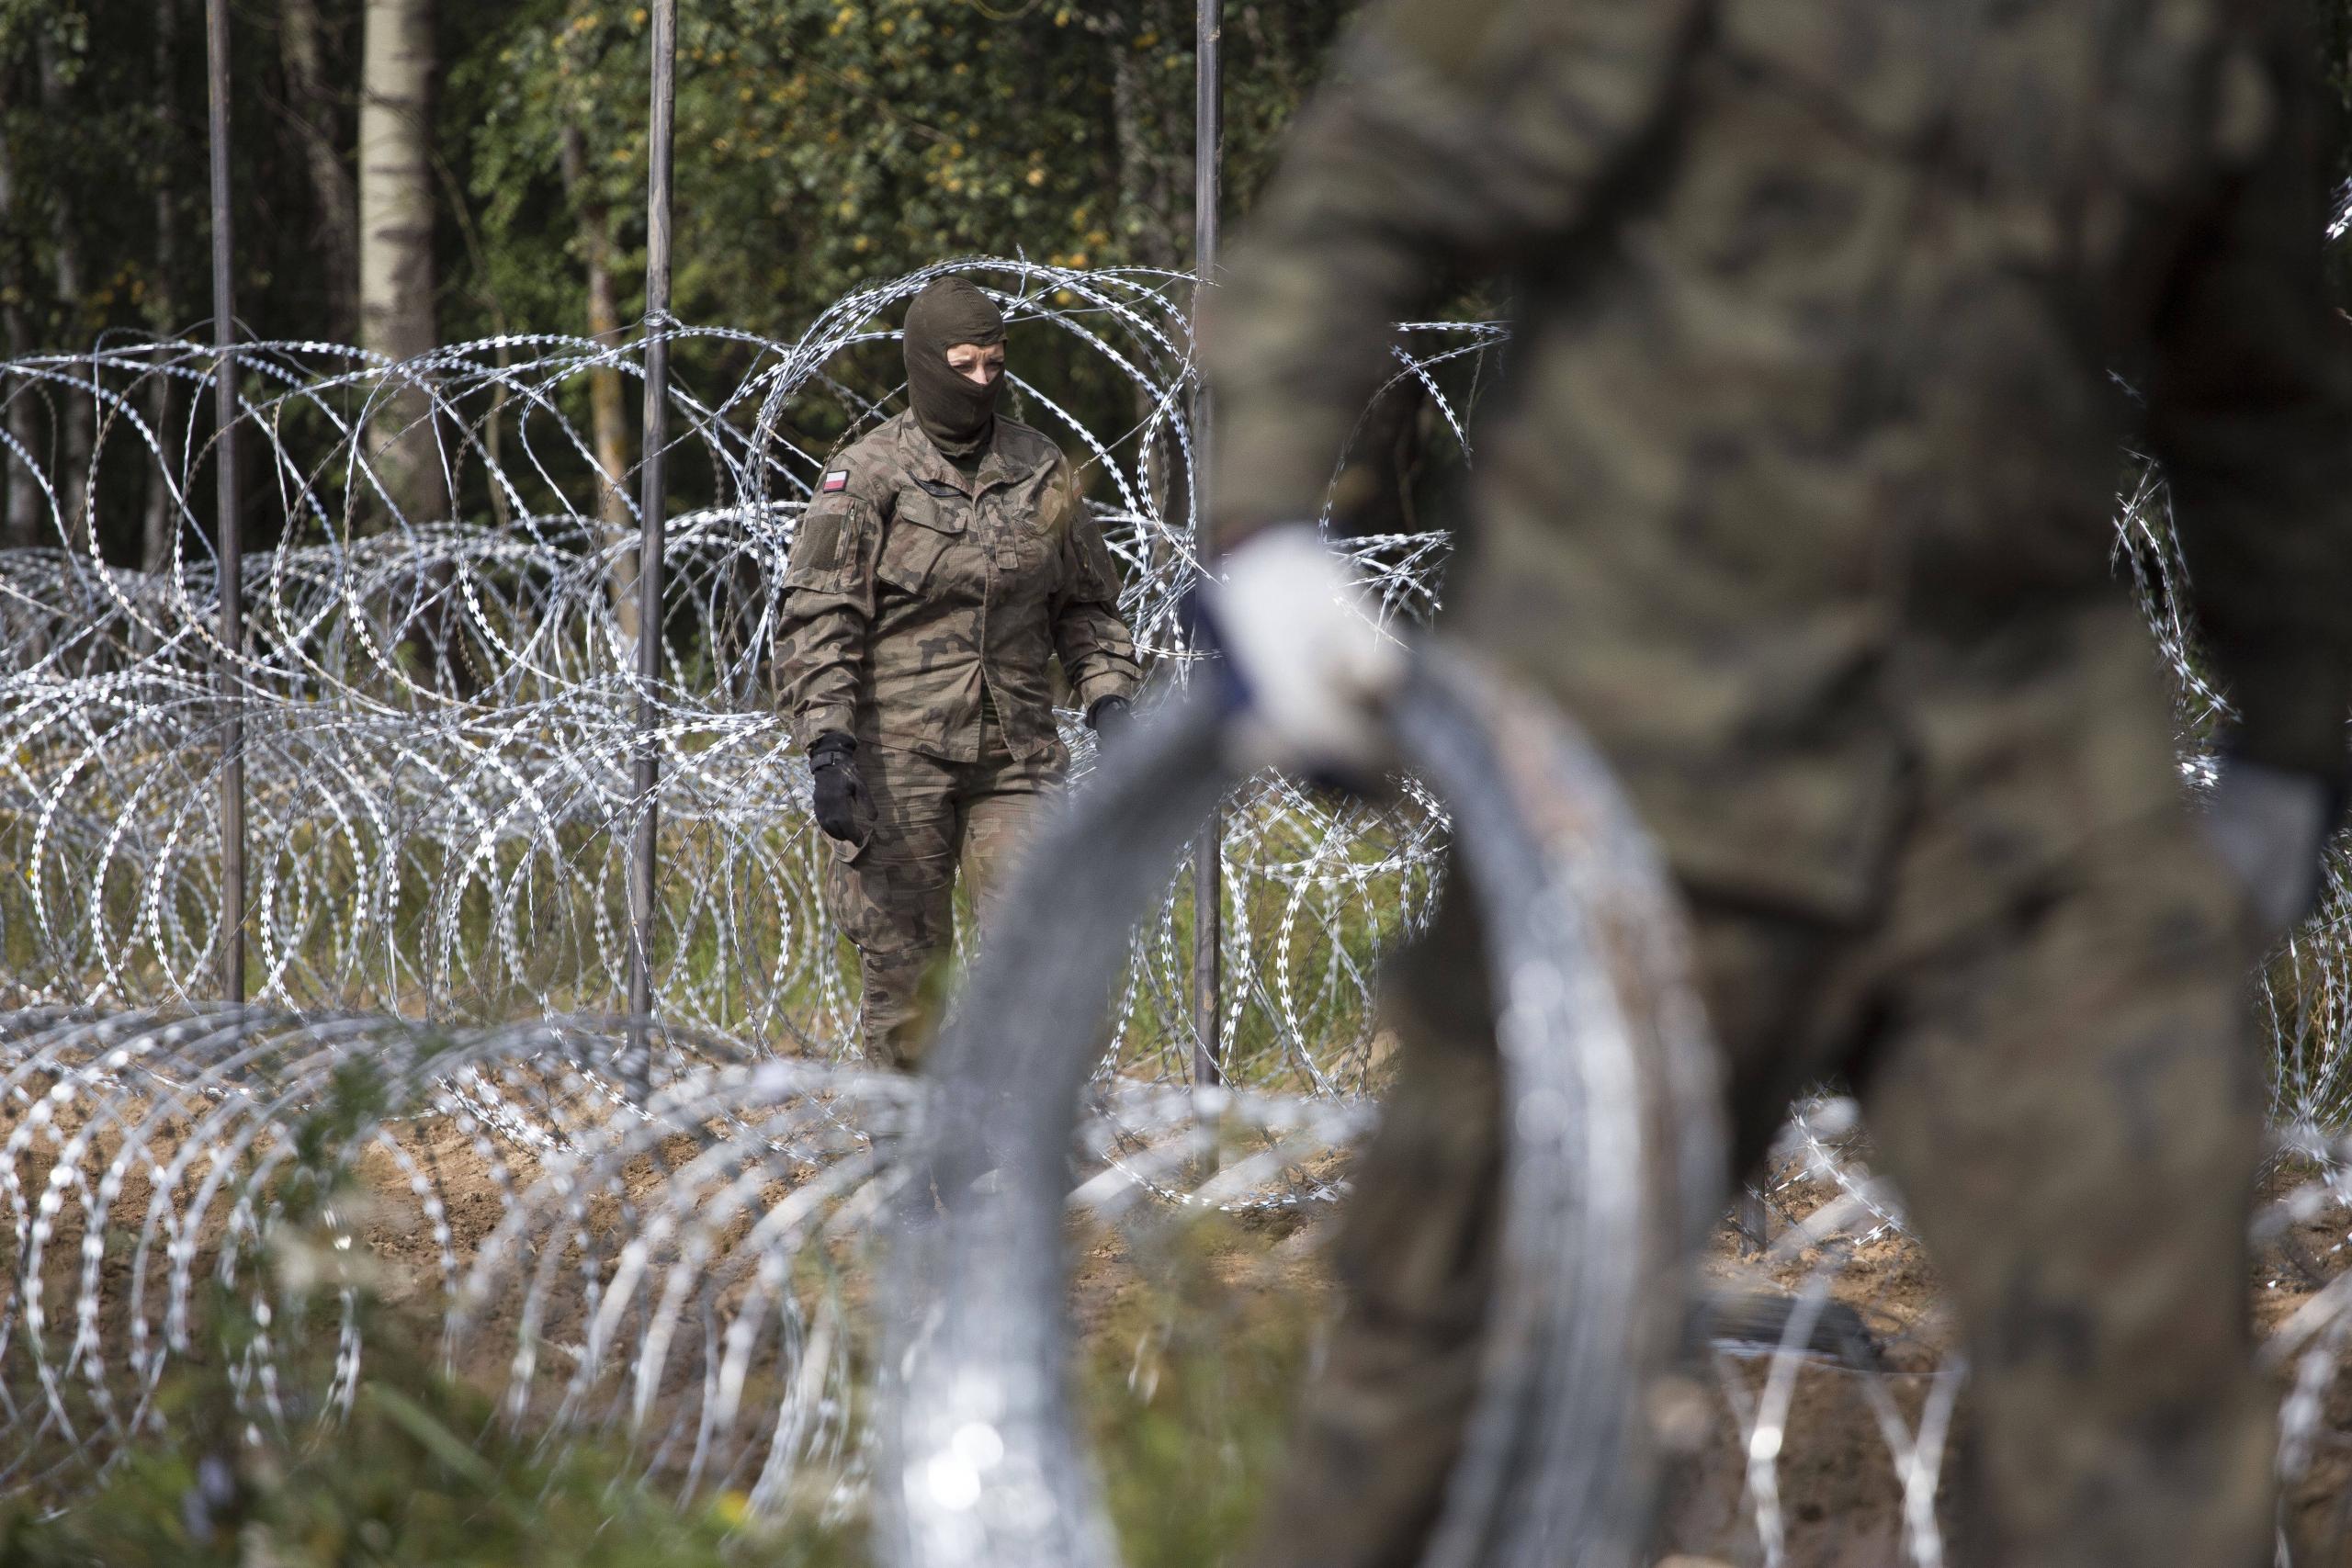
11, 1082, 2352, 1565
1654, 1159, 2352, 1566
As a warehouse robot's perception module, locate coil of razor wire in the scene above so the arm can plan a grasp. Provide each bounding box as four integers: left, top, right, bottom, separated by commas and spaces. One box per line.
881, 645, 1724, 1568
8, 254, 2352, 1563
0, 261, 1481, 1092
0, 1001, 1367, 1505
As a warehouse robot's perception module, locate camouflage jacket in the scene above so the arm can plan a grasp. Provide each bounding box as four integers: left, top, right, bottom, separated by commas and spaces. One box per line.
779, 411, 1139, 763
1207, 0, 2352, 918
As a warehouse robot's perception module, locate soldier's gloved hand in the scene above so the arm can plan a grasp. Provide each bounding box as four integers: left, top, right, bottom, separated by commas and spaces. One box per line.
2200, 756, 2337, 941
1086, 694, 1133, 746
808, 732, 871, 843
1194, 525, 1405, 774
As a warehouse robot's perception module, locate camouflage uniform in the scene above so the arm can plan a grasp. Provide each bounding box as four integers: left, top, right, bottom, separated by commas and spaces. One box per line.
1204, 0, 2352, 1562
781, 409, 1139, 1066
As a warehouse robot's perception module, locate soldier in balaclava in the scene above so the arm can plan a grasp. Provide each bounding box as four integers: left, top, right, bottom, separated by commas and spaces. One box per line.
1189, 0, 2352, 1563
778, 276, 1140, 1067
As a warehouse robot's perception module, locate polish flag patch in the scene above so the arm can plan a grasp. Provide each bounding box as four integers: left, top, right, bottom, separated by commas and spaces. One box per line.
820, 469, 851, 493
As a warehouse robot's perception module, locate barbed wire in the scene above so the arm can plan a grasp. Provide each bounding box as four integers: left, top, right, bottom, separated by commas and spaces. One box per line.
0, 1005, 1363, 1506
5, 260, 2352, 1561
0, 260, 1467, 1089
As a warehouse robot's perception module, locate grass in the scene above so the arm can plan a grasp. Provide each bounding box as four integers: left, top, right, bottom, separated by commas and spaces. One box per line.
0, 766, 1441, 1097
0, 1054, 1334, 1568
1081, 1212, 1324, 1568
0, 1349, 861, 1568
0, 1222, 1324, 1568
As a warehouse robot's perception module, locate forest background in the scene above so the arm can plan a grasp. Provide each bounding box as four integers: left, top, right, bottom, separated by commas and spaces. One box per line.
0, 0, 1359, 571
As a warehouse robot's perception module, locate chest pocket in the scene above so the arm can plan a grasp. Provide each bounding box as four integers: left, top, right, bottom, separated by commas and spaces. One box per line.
876, 488, 970, 594
976, 474, 1064, 591
999, 470, 1057, 539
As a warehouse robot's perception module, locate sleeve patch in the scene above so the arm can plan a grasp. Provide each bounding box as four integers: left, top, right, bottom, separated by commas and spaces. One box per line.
821, 469, 851, 493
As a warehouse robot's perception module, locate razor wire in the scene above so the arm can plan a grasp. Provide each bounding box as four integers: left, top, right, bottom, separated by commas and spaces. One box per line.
0, 1003, 1368, 1508
8, 257, 2346, 1114
0, 260, 1478, 1092
882, 649, 1725, 1568
6, 684, 2351, 1564
7, 255, 2352, 1564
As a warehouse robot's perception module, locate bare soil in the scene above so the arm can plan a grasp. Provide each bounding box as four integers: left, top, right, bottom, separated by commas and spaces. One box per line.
15, 1085, 2352, 1566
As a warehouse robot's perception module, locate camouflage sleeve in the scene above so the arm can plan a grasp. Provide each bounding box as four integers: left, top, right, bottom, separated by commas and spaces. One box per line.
2146, 35, 2352, 783
1204, 0, 1702, 551
778, 479, 883, 748
1046, 457, 1142, 710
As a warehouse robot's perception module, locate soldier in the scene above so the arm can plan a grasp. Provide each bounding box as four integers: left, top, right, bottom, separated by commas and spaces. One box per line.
1196, 1, 2352, 1564
780, 276, 1140, 1068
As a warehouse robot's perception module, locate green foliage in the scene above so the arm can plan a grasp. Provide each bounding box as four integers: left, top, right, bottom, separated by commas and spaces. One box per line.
0, 989, 1329, 1568
0, 0, 1367, 561
1080, 1213, 1324, 1568
0, 1242, 1319, 1567
0, 1362, 859, 1567
5, 0, 2352, 560
0, 1065, 858, 1567
446, 0, 1356, 343
0, 1124, 1327, 1568
435, 0, 1364, 533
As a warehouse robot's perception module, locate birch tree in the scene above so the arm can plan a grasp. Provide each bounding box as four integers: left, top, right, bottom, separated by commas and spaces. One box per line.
560, 118, 639, 644
358, 0, 437, 534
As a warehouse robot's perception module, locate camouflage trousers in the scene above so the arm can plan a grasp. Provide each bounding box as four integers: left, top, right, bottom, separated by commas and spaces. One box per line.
823, 731, 1062, 1069
1247, 803, 2271, 1568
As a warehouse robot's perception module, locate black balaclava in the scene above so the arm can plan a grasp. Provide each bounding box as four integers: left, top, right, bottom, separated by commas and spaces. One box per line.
902, 276, 1007, 458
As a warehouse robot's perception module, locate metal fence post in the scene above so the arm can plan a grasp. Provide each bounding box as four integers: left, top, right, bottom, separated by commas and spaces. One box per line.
626, 0, 677, 1091
1189, 0, 1225, 1089
205, 0, 244, 1007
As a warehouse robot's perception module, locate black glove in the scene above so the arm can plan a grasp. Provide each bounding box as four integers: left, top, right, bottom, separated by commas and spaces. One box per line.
809, 732, 869, 843
1086, 694, 1133, 745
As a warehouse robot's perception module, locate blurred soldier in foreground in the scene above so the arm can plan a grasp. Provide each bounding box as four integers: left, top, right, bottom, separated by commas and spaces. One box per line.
780, 277, 1139, 1067
1198, 0, 2352, 1562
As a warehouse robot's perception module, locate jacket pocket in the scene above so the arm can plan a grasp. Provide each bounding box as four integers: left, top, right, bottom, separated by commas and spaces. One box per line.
1002, 467, 1063, 537
876, 491, 967, 594
783, 494, 874, 595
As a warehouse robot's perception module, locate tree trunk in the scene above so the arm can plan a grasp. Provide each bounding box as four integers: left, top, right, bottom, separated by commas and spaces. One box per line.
0, 109, 37, 553
560, 120, 639, 647
35, 37, 93, 558
142, 0, 186, 574
358, 0, 437, 531
1102, 1, 1191, 272
282, 0, 358, 342
1108, 36, 1166, 269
